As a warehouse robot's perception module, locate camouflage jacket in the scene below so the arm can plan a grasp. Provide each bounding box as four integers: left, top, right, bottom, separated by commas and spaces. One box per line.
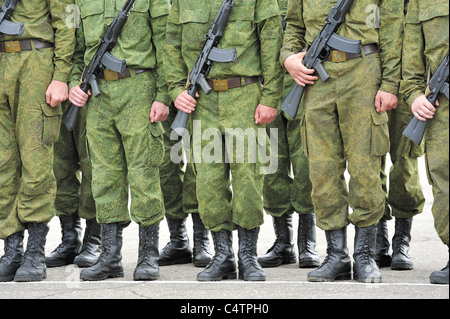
164, 0, 284, 109
400, 0, 449, 106
0, 0, 76, 83
280, 0, 404, 95
69, 0, 170, 105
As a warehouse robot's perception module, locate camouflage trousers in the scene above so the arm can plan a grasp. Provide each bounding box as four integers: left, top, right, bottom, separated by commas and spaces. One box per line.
160, 104, 198, 220
425, 96, 449, 246
381, 97, 425, 220
263, 75, 314, 217
191, 82, 268, 232
53, 102, 96, 220
301, 53, 388, 231
0, 48, 61, 239
85, 71, 165, 227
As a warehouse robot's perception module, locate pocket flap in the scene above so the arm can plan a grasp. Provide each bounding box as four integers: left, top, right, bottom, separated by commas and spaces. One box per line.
371, 111, 389, 126
149, 121, 165, 137
41, 103, 62, 117
419, 2, 449, 22
179, 8, 209, 24
80, 2, 104, 18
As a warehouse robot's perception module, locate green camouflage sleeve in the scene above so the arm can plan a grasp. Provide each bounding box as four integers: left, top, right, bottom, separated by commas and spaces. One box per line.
378, 0, 404, 95
399, 0, 426, 106
49, 0, 76, 83
256, 0, 284, 108
280, 0, 306, 66
150, 0, 171, 105
68, 0, 85, 90
164, 0, 189, 103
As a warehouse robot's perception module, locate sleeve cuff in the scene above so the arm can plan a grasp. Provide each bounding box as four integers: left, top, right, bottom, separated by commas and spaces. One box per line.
379, 81, 400, 96
406, 90, 424, 107
169, 86, 186, 104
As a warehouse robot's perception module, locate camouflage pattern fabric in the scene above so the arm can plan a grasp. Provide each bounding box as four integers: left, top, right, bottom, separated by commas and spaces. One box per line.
0, 0, 76, 83
85, 72, 166, 227
263, 0, 313, 218
0, 0, 75, 239
381, 97, 425, 220
281, 0, 404, 230
53, 102, 96, 220
165, 0, 284, 232
71, 0, 170, 227
0, 49, 63, 239
401, 0, 449, 245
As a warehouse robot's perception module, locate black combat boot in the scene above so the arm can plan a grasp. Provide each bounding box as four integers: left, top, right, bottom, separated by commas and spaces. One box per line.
45, 214, 82, 268
238, 226, 265, 281
353, 225, 382, 283
307, 227, 352, 282
0, 231, 24, 282
258, 214, 296, 268
159, 218, 192, 266
298, 213, 320, 268
197, 230, 237, 281
375, 217, 392, 267
391, 218, 413, 270
14, 223, 49, 282
74, 218, 102, 267
80, 223, 124, 281
192, 214, 212, 267
134, 224, 160, 281
430, 253, 449, 285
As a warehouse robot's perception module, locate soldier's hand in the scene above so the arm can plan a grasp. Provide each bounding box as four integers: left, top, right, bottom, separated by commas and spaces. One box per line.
375, 91, 398, 112
150, 101, 169, 123
175, 90, 198, 113
69, 85, 91, 107
255, 104, 277, 125
46, 80, 69, 107
283, 52, 318, 87
411, 94, 437, 122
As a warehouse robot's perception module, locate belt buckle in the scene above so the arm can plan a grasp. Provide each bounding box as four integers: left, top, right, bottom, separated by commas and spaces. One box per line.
4, 41, 21, 53
331, 51, 347, 63
213, 79, 228, 92
104, 69, 119, 81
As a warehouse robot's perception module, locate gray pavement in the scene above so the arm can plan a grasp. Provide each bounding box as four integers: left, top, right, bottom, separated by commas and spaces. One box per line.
0, 156, 448, 300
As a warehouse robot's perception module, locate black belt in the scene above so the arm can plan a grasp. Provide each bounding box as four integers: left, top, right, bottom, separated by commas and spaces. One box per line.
99, 68, 149, 81
207, 76, 260, 92
0, 39, 53, 53
326, 44, 379, 63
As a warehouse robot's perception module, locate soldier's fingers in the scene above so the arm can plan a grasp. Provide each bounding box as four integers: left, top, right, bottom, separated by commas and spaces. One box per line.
375, 94, 381, 112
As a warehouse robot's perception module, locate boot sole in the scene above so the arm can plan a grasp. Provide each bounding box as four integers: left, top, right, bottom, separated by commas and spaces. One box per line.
258, 257, 297, 268
354, 273, 382, 283
391, 262, 413, 270
14, 272, 47, 282
307, 273, 352, 282
74, 260, 97, 268
197, 272, 238, 281
80, 271, 124, 281
133, 274, 159, 281
45, 260, 75, 268
0, 275, 15, 282
238, 273, 266, 281
299, 259, 321, 269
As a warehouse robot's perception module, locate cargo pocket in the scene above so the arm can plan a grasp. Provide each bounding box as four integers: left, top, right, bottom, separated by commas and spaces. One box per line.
41, 103, 62, 145
148, 122, 165, 167
370, 112, 390, 157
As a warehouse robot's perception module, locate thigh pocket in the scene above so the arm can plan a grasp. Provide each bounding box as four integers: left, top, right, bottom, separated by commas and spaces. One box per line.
148, 122, 165, 167
41, 103, 62, 145
370, 112, 390, 157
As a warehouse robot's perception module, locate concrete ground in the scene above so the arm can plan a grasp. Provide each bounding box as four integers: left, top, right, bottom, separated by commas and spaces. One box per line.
0, 156, 448, 302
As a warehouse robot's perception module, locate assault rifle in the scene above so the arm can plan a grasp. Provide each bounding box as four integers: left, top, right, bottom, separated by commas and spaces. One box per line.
280, 0, 360, 119
0, 0, 24, 37
62, 0, 136, 131
171, 0, 237, 136
403, 52, 449, 145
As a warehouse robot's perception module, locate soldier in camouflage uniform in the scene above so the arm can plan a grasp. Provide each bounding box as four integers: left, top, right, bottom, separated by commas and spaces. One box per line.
0, 0, 75, 282
258, 0, 320, 269
282, 0, 404, 283
45, 100, 101, 269
400, 0, 449, 284
375, 0, 426, 271
68, 0, 171, 281
165, 0, 284, 281
158, 104, 212, 268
